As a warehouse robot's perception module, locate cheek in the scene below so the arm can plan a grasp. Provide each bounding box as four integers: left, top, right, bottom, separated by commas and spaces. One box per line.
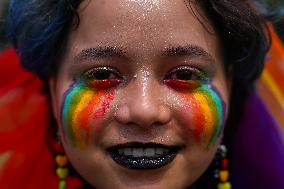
60, 82, 115, 148
177, 84, 226, 147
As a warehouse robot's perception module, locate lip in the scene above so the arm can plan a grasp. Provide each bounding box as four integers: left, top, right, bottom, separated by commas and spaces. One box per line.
106, 142, 182, 170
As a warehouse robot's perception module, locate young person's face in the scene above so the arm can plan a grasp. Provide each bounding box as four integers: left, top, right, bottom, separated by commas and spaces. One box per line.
50, 0, 230, 188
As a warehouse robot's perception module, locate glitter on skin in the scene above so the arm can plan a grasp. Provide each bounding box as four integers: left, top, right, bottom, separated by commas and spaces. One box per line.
93, 92, 115, 118
61, 80, 120, 148
165, 80, 225, 146
127, 0, 161, 12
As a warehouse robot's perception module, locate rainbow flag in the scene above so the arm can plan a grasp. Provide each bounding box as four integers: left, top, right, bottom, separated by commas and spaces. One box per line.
257, 24, 284, 128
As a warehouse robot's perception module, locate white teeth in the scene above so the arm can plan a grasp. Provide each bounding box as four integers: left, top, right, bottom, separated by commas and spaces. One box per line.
133, 148, 144, 157
145, 148, 155, 157
120, 148, 170, 157
124, 148, 132, 156
155, 148, 164, 155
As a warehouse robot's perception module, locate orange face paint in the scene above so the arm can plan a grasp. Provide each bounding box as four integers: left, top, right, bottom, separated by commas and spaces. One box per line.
165, 80, 225, 146
61, 79, 120, 148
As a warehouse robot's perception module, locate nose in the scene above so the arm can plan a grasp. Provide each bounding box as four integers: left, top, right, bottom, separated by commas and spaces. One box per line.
115, 77, 171, 128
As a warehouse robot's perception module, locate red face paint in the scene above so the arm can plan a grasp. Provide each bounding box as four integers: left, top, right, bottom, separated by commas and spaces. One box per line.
87, 79, 121, 90
164, 80, 199, 91
61, 79, 120, 148
165, 79, 225, 146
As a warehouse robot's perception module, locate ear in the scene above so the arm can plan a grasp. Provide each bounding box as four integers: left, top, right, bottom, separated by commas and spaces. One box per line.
48, 77, 60, 123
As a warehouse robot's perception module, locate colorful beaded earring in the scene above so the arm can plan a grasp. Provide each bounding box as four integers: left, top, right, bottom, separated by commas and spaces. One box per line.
56, 154, 69, 189
217, 144, 232, 189
53, 132, 69, 189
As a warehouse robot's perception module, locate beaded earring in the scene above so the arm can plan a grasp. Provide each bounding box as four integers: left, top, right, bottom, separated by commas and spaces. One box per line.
216, 144, 232, 189
53, 132, 69, 189
56, 154, 69, 189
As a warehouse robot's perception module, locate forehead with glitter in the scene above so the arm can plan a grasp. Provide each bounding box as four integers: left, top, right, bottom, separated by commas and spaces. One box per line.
126, 0, 161, 10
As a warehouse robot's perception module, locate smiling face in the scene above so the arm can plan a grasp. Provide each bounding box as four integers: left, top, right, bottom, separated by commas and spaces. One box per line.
49, 0, 230, 188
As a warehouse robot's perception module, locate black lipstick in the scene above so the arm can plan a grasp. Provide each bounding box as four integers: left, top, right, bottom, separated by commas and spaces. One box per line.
107, 142, 180, 169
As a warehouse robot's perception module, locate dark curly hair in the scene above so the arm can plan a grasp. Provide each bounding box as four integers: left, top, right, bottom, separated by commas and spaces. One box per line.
6, 0, 271, 188
7, 0, 83, 78
7, 0, 270, 81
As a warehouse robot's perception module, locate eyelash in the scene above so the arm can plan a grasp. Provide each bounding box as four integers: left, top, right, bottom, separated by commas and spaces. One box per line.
163, 66, 207, 90
83, 66, 123, 80
165, 66, 206, 81
81, 66, 123, 89
80, 65, 206, 89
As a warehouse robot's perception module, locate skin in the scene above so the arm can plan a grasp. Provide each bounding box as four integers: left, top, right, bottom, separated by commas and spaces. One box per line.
49, 0, 230, 188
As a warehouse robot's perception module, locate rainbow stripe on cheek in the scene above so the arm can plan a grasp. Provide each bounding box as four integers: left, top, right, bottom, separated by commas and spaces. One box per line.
61, 81, 115, 148
182, 95, 205, 141
166, 80, 225, 146
191, 85, 224, 146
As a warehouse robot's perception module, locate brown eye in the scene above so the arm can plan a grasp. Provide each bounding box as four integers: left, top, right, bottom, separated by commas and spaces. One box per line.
173, 70, 193, 80
165, 66, 203, 81
163, 66, 206, 91
84, 66, 123, 81
82, 67, 123, 90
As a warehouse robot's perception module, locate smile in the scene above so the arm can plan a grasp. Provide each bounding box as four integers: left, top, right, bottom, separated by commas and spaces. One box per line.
107, 142, 181, 170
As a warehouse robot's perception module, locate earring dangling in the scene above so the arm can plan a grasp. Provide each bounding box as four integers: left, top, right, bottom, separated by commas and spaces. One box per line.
217, 144, 232, 189
54, 131, 69, 189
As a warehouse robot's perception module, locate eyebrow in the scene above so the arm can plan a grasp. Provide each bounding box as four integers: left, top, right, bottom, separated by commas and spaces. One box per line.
75, 47, 125, 63
162, 45, 215, 61
75, 45, 215, 64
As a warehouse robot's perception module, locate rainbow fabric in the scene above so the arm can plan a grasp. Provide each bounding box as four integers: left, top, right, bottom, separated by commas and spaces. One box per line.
257, 24, 284, 128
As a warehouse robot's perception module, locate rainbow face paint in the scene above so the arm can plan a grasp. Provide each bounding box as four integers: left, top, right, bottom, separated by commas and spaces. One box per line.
165, 79, 225, 147
61, 79, 120, 148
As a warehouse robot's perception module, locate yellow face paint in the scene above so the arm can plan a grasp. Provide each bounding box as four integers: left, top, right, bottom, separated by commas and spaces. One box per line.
165, 80, 225, 146
61, 80, 120, 148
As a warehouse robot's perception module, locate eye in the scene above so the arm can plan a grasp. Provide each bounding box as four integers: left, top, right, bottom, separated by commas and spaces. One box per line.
164, 66, 206, 91
165, 66, 203, 81
84, 66, 122, 80
82, 66, 123, 89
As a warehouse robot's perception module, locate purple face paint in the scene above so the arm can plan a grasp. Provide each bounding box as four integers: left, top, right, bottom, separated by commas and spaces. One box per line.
61, 79, 120, 148
165, 79, 226, 146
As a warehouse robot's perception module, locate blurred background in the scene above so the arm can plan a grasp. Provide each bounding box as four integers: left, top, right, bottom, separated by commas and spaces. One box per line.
0, 0, 9, 51
264, 0, 284, 41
